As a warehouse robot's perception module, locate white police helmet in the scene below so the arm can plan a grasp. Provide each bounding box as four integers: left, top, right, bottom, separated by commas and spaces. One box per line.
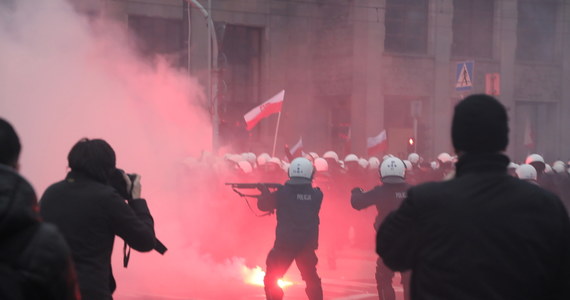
257, 153, 271, 165
314, 157, 329, 172
508, 162, 519, 169
344, 154, 359, 163
408, 153, 420, 165
525, 154, 545, 165
516, 164, 537, 181
268, 157, 282, 167
246, 152, 257, 165
368, 157, 380, 170
552, 161, 566, 173
288, 157, 314, 181
237, 161, 253, 174
437, 152, 452, 163
380, 157, 406, 184
323, 151, 339, 162
430, 161, 439, 170
228, 154, 243, 163
358, 158, 369, 169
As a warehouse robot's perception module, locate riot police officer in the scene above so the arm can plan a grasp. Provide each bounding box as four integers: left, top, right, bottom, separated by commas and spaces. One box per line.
257, 157, 324, 300
351, 157, 411, 300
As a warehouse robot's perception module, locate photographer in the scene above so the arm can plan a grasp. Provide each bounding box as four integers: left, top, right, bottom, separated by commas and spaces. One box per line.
40, 138, 157, 300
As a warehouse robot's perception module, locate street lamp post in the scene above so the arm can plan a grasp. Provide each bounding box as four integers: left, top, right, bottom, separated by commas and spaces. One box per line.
187, 0, 219, 152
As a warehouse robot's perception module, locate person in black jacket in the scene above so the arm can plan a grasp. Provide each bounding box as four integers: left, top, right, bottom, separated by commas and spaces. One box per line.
351, 156, 411, 300
377, 94, 570, 300
40, 138, 156, 300
257, 157, 323, 300
0, 118, 80, 300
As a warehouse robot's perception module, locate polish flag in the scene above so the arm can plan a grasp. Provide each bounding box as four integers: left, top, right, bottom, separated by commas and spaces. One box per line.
289, 137, 303, 158
367, 130, 387, 156
244, 90, 285, 131
523, 117, 535, 150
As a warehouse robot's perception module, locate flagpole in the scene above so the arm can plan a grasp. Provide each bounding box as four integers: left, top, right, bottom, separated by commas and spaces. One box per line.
271, 111, 282, 157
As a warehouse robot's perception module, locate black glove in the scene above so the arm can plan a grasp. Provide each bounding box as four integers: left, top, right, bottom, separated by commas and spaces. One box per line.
351, 187, 363, 194
258, 184, 271, 195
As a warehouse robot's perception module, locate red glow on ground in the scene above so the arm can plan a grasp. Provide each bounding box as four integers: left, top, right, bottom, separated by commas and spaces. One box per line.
242, 266, 293, 289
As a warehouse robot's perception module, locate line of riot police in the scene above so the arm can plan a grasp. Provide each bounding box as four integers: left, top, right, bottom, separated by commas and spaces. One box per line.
216, 149, 570, 300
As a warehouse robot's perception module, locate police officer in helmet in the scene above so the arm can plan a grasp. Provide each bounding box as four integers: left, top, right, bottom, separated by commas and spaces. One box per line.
257, 157, 324, 300
351, 157, 411, 300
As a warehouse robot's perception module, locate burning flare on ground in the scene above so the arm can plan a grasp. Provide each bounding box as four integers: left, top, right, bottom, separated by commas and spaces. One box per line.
242, 266, 293, 289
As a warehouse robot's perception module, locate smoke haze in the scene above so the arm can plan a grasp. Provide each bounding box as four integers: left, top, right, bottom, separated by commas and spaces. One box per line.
0, 0, 277, 298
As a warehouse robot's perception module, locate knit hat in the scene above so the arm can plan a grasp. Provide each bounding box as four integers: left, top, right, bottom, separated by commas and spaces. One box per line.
452, 94, 509, 153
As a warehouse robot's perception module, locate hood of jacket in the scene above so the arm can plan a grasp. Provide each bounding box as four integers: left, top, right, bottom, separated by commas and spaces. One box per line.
0, 164, 40, 237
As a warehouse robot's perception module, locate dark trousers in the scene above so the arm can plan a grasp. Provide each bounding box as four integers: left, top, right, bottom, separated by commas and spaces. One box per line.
376, 257, 411, 300
376, 258, 396, 300
264, 247, 323, 300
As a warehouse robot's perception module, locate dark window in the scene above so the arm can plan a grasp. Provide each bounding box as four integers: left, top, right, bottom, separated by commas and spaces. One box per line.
516, 1, 557, 62
385, 0, 428, 54
328, 98, 351, 155
452, 0, 494, 59
514, 102, 557, 161
218, 25, 262, 147
219, 25, 262, 106
128, 15, 185, 68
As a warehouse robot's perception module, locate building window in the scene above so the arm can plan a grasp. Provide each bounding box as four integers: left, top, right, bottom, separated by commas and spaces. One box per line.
219, 25, 262, 106
218, 25, 262, 148
452, 0, 494, 59
328, 98, 351, 155
385, 0, 428, 54
128, 15, 185, 68
514, 102, 557, 161
516, 1, 557, 62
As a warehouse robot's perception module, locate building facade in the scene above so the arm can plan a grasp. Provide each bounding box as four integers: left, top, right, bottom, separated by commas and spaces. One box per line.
70, 0, 570, 162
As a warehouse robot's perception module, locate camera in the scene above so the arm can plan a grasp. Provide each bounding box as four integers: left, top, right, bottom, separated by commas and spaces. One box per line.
126, 173, 137, 184
109, 168, 136, 200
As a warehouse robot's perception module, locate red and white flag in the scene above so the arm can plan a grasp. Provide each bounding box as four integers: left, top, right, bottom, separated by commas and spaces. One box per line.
367, 129, 387, 156
523, 117, 535, 150
244, 90, 285, 131
289, 137, 303, 158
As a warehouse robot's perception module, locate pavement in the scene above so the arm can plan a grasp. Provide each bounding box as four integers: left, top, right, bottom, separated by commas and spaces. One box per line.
116, 246, 405, 300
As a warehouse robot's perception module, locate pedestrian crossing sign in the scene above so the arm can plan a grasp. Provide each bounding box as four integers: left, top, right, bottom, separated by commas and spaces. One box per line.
455, 61, 474, 91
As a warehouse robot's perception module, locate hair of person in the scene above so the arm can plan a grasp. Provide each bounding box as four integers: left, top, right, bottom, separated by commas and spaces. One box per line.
0, 118, 21, 168
451, 94, 509, 154
68, 138, 116, 183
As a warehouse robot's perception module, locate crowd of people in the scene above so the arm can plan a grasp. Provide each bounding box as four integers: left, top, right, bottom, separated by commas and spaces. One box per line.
2, 94, 570, 300
212, 94, 570, 300
212, 141, 570, 299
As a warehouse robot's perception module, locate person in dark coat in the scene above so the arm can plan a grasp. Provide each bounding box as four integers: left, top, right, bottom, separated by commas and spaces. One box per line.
257, 157, 323, 300
377, 94, 570, 300
351, 156, 411, 300
40, 138, 156, 300
0, 118, 80, 300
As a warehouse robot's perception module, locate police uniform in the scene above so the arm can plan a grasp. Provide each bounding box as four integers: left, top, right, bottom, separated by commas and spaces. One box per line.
351, 182, 410, 300
258, 177, 324, 300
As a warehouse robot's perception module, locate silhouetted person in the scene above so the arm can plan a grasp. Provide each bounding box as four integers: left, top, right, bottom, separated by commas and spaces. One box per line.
0, 118, 80, 300
40, 138, 157, 300
257, 157, 323, 300
377, 95, 570, 300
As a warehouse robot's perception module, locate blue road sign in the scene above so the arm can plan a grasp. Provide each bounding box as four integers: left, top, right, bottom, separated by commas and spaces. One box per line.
455, 61, 474, 91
